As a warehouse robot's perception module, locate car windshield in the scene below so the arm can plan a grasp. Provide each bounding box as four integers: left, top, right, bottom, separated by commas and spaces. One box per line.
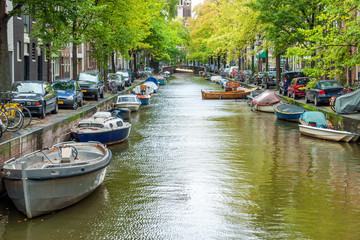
108, 74, 119, 80
53, 82, 74, 91
79, 73, 98, 82
319, 81, 342, 88
12, 82, 43, 94
297, 78, 310, 85
117, 72, 129, 77
288, 72, 305, 81
269, 72, 276, 77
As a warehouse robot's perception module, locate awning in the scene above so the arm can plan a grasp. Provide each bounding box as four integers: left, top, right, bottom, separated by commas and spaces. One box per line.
256, 51, 266, 59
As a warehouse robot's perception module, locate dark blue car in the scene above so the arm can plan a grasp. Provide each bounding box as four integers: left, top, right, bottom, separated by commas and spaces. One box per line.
52, 79, 83, 110
305, 80, 344, 106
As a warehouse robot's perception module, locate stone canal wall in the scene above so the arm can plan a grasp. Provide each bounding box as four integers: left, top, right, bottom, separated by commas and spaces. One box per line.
0, 80, 143, 166
0, 95, 118, 165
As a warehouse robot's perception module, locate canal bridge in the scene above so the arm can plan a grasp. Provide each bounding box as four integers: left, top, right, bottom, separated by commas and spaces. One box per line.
162, 65, 205, 75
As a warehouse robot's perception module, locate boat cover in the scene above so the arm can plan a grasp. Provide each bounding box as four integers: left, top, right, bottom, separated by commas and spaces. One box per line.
145, 77, 159, 86
275, 104, 305, 114
251, 90, 281, 106
300, 111, 329, 128
143, 81, 158, 91
334, 89, 360, 114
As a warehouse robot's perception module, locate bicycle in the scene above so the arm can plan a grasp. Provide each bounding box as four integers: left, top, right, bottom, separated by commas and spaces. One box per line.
0, 91, 32, 131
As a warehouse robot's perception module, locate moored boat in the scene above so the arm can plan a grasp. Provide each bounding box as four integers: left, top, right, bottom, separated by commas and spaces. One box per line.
1, 141, 112, 218
154, 75, 167, 85
71, 111, 131, 144
137, 94, 151, 105
114, 94, 141, 111
224, 81, 240, 91
201, 90, 246, 99
108, 107, 131, 120
273, 104, 305, 122
251, 90, 281, 112
299, 111, 359, 142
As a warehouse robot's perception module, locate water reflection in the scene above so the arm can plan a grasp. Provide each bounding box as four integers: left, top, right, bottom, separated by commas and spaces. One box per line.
0, 74, 359, 239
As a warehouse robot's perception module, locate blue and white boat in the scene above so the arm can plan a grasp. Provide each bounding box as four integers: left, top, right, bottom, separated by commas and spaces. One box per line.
154, 75, 167, 85
273, 104, 306, 122
71, 112, 131, 145
145, 77, 159, 87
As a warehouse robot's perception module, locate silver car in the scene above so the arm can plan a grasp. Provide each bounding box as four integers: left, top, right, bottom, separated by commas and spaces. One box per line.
108, 73, 125, 91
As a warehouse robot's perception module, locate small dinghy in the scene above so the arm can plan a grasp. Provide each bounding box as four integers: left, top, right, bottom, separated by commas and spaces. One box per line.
132, 85, 153, 105
71, 111, 131, 145
251, 90, 281, 112
299, 111, 359, 142
1, 141, 112, 218
114, 94, 141, 111
273, 104, 305, 122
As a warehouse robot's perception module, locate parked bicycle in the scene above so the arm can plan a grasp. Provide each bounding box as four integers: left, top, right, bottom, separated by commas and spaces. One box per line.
0, 91, 32, 132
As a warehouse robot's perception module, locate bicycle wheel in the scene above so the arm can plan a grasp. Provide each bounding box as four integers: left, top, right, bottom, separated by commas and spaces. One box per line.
0, 110, 9, 133
21, 106, 32, 129
6, 107, 24, 132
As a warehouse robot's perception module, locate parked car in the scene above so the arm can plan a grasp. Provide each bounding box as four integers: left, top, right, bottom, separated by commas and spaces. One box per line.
52, 79, 83, 110
305, 80, 344, 106
144, 67, 154, 76
230, 68, 239, 78
11, 81, 58, 118
228, 66, 238, 78
221, 68, 230, 77
116, 70, 131, 87
261, 71, 277, 89
108, 73, 125, 91
78, 71, 105, 100
287, 77, 311, 99
279, 71, 305, 96
255, 72, 264, 85
127, 69, 135, 83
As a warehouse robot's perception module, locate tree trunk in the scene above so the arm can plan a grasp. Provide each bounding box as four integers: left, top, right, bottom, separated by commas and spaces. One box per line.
265, 50, 269, 72
133, 51, 137, 77
276, 54, 281, 90
72, 42, 78, 80
0, 16, 12, 91
111, 51, 115, 73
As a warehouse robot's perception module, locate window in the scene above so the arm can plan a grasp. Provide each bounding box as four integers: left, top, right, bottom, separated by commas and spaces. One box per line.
17, 41, 22, 61
116, 121, 123, 127
24, 15, 30, 33
32, 43, 36, 61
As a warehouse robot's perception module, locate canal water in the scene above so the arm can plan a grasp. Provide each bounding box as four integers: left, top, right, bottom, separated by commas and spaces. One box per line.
1, 74, 360, 239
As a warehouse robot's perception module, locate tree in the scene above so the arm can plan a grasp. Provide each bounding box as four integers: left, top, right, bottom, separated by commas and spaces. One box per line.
0, 0, 74, 90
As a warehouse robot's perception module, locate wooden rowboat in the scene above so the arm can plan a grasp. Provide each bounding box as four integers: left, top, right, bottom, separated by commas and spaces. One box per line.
201, 90, 246, 99
299, 124, 359, 142
201, 87, 258, 100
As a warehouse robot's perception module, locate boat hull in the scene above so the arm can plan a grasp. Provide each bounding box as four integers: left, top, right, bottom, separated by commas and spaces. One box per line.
73, 125, 131, 145
4, 167, 107, 218
299, 125, 358, 142
114, 103, 140, 111
158, 79, 166, 85
255, 104, 275, 113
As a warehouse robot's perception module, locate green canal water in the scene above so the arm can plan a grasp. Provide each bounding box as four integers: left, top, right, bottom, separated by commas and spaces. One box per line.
1, 74, 360, 239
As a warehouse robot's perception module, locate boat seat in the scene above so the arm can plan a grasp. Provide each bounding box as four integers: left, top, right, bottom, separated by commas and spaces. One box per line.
61, 147, 75, 163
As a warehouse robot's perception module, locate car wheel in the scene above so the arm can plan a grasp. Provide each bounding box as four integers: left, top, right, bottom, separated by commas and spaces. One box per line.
51, 102, 58, 114
72, 100, 79, 110
314, 97, 319, 106
305, 95, 310, 103
100, 89, 104, 98
292, 92, 296, 99
94, 91, 99, 101
39, 105, 46, 119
